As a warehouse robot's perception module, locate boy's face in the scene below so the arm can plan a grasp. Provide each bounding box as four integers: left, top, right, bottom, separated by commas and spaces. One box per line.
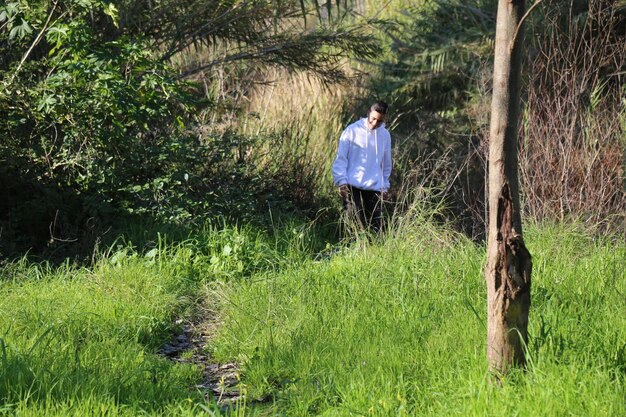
367, 110, 386, 130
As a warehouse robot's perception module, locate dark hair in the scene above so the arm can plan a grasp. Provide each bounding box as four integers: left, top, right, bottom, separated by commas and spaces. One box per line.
370, 101, 388, 115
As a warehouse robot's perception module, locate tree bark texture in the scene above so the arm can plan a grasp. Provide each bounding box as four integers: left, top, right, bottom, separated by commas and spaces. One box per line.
486, 0, 532, 374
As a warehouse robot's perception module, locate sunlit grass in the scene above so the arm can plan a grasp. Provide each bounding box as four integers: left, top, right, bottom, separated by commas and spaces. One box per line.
0, 242, 203, 415
211, 221, 626, 416
0, 220, 319, 416
2, 215, 623, 416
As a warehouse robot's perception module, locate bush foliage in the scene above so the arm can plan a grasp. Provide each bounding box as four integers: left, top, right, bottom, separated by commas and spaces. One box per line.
1, 0, 624, 256
0, 0, 377, 256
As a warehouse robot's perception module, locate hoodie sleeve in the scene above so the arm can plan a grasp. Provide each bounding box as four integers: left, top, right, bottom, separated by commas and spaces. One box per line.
332, 127, 351, 186
382, 132, 392, 191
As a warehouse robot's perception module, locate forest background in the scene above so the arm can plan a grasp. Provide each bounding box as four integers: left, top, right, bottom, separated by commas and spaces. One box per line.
2, 0, 624, 258
0, 0, 625, 415
0, 0, 626, 256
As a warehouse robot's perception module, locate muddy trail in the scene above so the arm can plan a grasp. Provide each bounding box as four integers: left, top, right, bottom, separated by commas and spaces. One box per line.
159, 304, 265, 412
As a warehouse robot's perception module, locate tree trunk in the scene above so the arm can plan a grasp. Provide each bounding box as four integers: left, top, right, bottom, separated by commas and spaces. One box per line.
486, 0, 532, 374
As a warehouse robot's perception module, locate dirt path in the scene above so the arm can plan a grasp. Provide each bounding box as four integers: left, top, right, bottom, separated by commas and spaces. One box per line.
159, 305, 243, 411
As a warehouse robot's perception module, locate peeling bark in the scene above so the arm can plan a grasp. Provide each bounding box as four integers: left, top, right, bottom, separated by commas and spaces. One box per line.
487, 182, 531, 371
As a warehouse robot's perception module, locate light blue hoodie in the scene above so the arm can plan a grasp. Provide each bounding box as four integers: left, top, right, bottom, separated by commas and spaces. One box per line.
332, 118, 392, 192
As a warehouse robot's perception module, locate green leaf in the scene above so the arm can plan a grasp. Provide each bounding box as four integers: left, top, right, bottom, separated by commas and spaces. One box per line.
0, 2, 19, 23
9, 19, 32, 40
104, 3, 119, 28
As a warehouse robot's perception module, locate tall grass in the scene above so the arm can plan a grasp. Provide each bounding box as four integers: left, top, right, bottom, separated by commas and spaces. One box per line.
0, 248, 199, 415
0, 220, 324, 416
210, 220, 626, 416
2, 205, 624, 416
240, 69, 365, 201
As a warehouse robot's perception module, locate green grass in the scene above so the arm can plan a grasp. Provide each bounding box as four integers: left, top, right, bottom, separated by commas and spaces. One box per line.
0, 220, 319, 416
211, 222, 626, 416
0, 243, 202, 415
2, 217, 624, 416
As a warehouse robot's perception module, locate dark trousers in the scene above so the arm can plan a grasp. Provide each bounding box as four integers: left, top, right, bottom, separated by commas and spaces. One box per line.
342, 185, 383, 233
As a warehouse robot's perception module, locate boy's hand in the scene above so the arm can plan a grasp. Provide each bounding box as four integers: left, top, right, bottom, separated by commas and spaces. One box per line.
338, 185, 349, 199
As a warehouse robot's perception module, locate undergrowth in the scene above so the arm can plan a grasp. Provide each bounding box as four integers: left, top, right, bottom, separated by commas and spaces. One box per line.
0, 218, 323, 416
210, 221, 626, 416
2, 212, 624, 416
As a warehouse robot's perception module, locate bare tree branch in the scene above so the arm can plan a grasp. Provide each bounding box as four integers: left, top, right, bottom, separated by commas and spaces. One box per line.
511, 0, 543, 51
